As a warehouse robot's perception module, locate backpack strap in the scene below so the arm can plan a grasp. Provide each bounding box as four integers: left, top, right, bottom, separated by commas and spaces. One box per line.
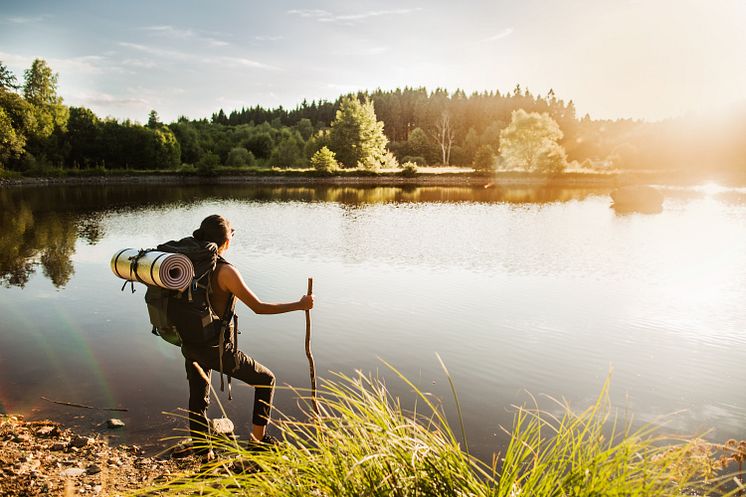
210, 258, 239, 401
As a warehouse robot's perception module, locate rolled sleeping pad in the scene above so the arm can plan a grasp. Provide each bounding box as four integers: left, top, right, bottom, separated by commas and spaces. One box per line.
110, 248, 194, 290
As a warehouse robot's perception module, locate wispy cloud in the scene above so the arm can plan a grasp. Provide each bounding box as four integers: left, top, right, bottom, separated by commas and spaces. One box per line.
0, 51, 115, 75
72, 90, 149, 108
287, 9, 332, 18
288, 8, 422, 24
1, 15, 48, 24
141, 25, 229, 47
481, 28, 514, 42
255, 35, 284, 42
333, 45, 390, 57
118, 42, 277, 70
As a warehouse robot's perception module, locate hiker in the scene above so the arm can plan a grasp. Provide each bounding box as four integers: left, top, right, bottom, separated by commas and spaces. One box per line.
181, 214, 314, 452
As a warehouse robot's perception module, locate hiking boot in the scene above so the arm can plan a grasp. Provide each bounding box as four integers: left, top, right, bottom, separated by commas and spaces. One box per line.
246, 434, 280, 451
171, 440, 214, 461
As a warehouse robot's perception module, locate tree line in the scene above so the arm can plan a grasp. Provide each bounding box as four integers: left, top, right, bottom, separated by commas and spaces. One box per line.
2, 58, 745, 177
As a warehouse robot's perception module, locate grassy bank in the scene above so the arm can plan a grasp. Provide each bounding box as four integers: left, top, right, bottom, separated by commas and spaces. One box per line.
3, 165, 742, 188
149, 365, 745, 497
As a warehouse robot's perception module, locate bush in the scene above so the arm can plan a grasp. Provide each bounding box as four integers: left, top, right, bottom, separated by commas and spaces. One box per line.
196, 152, 220, 176
400, 155, 426, 166
400, 161, 418, 177
473, 144, 496, 172
310, 146, 339, 173
226, 147, 256, 167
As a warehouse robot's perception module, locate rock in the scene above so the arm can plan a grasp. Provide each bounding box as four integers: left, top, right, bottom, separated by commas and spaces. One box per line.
209, 417, 235, 435
69, 435, 93, 448
106, 418, 125, 429
13, 433, 31, 443
36, 425, 59, 437
60, 467, 86, 477
51, 442, 66, 451
86, 464, 101, 475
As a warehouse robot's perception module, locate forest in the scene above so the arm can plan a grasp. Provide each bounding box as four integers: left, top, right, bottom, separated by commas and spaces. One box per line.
2, 58, 745, 178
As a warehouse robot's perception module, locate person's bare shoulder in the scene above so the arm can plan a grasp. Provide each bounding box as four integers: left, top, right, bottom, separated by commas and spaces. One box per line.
215, 262, 241, 291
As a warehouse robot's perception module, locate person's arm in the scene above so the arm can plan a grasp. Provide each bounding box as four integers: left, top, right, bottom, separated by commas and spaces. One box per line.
219, 264, 313, 315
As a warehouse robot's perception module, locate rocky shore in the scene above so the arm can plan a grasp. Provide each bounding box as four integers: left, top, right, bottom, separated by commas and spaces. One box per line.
0, 414, 199, 496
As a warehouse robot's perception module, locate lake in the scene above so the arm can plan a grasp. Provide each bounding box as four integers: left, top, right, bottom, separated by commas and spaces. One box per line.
0, 182, 744, 461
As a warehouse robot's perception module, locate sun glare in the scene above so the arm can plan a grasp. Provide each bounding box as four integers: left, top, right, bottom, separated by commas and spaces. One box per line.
698, 182, 727, 197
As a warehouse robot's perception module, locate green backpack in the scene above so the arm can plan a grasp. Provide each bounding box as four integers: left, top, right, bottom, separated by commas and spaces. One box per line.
141, 237, 236, 347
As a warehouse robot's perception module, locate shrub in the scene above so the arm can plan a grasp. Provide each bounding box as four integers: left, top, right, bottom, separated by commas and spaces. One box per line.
400, 161, 418, 177
310, 146, 339, 173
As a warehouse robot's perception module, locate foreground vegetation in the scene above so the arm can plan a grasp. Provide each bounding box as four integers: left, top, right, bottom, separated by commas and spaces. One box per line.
149, 365, 745, 497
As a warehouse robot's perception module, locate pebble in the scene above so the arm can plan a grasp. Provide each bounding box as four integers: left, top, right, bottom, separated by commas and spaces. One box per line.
60, 467, 86, 477
69, 435, 93, 448
107, 418, 125, 429
86, 464, 101, 475
36, 425, 59, 437
51, 442, 66, 451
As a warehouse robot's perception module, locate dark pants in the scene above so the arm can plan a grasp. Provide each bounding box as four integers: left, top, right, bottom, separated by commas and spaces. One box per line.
181, 341, 275, 440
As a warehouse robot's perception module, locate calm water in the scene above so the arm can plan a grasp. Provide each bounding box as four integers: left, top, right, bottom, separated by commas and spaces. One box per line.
1, 183, 745, 460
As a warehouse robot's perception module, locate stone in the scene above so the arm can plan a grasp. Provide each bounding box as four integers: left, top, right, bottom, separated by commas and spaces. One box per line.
60, 467, 86, 478
36, 425, 59, 437
51, 442, 66, 451
86, 464, 101, 475
69, 435, 93, 448
106, 418, 125, 429
208, 417, 235, 435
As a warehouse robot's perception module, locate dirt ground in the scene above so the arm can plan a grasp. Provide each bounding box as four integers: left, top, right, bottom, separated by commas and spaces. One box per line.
0, 414, 201, 496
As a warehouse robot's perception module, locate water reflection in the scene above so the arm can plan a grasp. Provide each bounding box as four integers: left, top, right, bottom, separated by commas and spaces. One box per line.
0, 184, 610, 288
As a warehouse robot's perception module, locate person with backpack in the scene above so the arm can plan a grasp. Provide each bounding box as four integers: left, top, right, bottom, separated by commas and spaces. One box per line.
174, 214, 314, 455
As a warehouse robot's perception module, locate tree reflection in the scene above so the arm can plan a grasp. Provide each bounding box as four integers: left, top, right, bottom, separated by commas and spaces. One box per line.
0, 190, 85, 288
0, 182, 611, 288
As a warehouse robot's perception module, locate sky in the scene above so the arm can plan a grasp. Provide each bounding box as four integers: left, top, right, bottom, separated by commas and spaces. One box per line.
1, 0, 745, 123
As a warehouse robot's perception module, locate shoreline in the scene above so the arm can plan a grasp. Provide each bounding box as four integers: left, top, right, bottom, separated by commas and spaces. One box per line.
0, 413, 199, 496
0, 170, 732, 188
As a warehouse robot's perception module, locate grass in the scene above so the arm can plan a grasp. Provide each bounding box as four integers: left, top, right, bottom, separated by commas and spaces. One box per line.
143, 361, 744, 497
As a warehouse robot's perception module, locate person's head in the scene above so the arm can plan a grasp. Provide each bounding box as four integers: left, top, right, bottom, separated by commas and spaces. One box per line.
193, 214, 234, 254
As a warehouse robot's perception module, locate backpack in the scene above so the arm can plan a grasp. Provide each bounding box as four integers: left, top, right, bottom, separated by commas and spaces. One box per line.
142, 237, 236, 348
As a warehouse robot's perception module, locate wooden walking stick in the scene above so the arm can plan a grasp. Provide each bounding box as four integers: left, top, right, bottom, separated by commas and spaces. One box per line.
305, 277, 320, 415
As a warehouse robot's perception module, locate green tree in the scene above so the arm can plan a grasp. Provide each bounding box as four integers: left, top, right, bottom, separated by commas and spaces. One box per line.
473, 144, 496, 172
197, 151, 220, 175
152, 127, 181, 168
0, 62, 19, 91
270, 136, 305, 168
406, 127, 436, 164
310, 146, 339, 173
147, 109, 161, 129
0, 89, 35, 168
23, 59, 68, 138
244, 132, 273, 159
226, 147, 255, 167
295, 118, 314, 140
329, 96, 388, 169
65, 107, 99, 168
499, 109, 567, 173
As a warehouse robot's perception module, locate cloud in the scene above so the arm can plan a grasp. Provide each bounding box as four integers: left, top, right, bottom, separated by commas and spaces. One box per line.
72, 90, 149, 108
141, 25, 229, 47
0, 51, 115, 75
1, 15, 48, 24
255, 35, 284, 42
332, 45, 390, 57
481, 28, 514, 43
287, 9, 332, 18
288, 8, 422, 24
118, 42, 277, 70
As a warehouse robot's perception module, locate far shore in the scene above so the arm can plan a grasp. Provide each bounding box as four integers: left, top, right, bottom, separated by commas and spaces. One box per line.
2, 169, 740, 188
